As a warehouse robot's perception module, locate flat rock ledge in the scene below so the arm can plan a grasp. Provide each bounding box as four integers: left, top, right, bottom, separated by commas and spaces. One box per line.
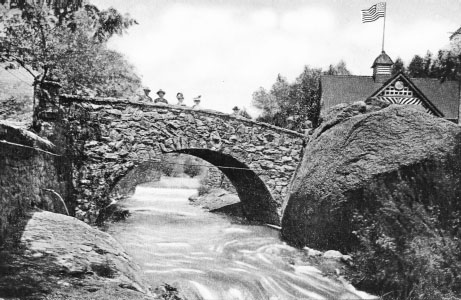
0, 210, 155, 300
189, 189, 243, 216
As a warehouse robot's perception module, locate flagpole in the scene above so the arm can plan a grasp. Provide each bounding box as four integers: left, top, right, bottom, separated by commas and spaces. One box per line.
382, 2, 387, 51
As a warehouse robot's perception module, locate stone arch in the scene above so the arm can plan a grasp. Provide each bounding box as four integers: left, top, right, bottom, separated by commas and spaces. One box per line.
108, 160, 162, 199
50, 96, 305, 225
175, 149, 279, 225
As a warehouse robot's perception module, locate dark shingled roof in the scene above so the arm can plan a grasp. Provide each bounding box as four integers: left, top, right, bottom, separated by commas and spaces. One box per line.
320, 75, 460, 120
371, 51, 394, 67
412, 78, 459, 120
321, 75, 382, 108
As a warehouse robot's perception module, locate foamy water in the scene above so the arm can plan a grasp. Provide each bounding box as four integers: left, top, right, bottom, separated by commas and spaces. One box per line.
107, 185, 376, 300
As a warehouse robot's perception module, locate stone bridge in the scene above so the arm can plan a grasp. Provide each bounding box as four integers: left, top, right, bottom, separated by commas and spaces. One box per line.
49, 96, 305, 225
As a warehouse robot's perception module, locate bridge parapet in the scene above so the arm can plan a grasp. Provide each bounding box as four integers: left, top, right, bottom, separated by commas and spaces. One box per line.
59, 95, 306, 136
56, 95, 305, 224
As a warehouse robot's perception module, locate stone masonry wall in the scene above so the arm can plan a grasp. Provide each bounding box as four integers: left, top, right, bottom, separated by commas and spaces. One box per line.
57, 96, 305, 224
0, 122, 69, 244
201, 166, 236, 194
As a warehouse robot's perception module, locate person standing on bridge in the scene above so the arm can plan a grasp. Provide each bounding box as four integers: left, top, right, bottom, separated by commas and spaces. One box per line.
154, 89, 168, 104
176, 92, 186, 106
139, 87, 153, 102
192, 95, 201, 109
232, 106, 240, 116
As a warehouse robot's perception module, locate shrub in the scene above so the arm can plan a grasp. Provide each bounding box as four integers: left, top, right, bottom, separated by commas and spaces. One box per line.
161, 160, 175, 176
183, 157, 202, 178
348, 200, 461, 300
161, 155, 183, 177
198, 176, 212, 196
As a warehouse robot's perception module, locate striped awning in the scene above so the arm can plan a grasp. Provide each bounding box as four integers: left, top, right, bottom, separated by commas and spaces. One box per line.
378, 97, 433, 114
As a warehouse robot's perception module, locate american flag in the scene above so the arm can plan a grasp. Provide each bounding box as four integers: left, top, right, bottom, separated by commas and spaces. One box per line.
361, 2, 386, 23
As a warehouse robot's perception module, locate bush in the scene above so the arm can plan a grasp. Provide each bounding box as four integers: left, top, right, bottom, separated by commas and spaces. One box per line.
198, 176, 212, 196
0, 96, 33, 122
161, 154, 183, 177
348, 199, 461, 300
161, 159, 175, 176
183, 157, 202, 178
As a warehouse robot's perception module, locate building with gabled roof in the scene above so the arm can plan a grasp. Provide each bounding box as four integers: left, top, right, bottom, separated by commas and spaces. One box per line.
320, 50, 460, 123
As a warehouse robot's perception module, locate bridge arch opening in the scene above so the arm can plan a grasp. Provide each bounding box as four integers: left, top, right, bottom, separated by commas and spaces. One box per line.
174, 149, 280, 225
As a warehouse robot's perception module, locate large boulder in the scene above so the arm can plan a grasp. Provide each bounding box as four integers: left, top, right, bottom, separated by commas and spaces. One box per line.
282, 104, 461, 251
0, 210, 153, 299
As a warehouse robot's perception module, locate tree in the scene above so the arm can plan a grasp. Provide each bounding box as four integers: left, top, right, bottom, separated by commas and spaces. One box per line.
325, 60, 351, 76
238, 107, 252, 119
0, 0, 84, 16
429, 50, 444, 78
270, 74, 290, 101
251, 87, 279, 122
0, 3, 141, 97
391, 57, 406, 75
423, 51, 433, 76
437, 37, 461, 81
291, 66, 322, 128
408, 55, 426, 78
252, 62, 349, 130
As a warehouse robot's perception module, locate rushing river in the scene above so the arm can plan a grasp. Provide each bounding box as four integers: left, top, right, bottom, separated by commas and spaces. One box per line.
107, 182, 375, 300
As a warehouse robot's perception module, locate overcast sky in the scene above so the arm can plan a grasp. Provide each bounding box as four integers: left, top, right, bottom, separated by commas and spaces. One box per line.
91, 0, 461, 115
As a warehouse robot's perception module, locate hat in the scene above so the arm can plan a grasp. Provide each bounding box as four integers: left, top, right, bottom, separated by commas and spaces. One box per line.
143, 87, 151, 92
157, 89, 165, 95
193, 95, 201, 102
232, 106, 239, 111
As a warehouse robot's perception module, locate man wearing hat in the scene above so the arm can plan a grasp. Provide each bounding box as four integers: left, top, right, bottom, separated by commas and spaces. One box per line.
154, 89, 168, 104
138, 87, 153, 102
232, 106, 240, 116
